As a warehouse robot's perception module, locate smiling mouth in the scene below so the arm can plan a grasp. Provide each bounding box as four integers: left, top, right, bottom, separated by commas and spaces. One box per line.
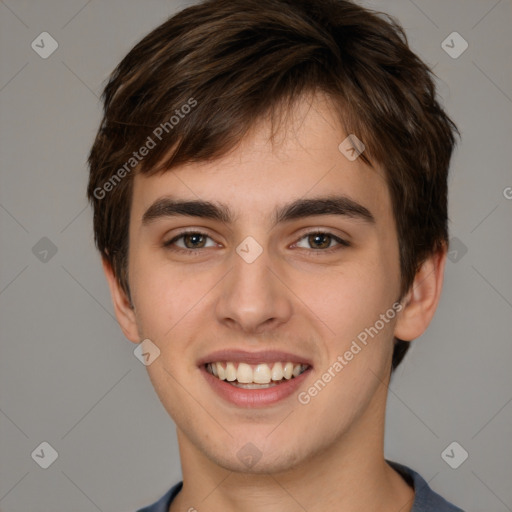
205, 361, 310, 389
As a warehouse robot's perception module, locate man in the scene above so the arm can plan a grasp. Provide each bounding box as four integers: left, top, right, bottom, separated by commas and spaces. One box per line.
87, 0, 464, 510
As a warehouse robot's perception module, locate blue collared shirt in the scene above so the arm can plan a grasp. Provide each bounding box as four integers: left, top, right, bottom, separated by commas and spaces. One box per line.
136, 460, 465, 511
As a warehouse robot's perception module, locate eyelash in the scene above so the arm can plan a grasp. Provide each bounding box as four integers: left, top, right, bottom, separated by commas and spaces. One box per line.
162, 229, 350, 256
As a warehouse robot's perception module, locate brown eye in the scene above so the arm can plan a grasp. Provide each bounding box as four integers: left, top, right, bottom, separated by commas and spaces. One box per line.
294, 231, 350, 252
308, 233, 332, 249
182, 233, 207, 249
163, 231, 215, 251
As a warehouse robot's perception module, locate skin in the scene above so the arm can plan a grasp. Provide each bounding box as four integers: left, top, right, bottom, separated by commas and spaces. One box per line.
103, 92, 447, 512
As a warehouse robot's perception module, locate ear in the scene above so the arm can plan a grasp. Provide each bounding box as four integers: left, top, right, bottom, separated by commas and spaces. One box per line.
394, 244, 447, 342
101, 257, 140, 344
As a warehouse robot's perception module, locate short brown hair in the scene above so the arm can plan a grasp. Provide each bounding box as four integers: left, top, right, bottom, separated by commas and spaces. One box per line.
87, 0, 459, 371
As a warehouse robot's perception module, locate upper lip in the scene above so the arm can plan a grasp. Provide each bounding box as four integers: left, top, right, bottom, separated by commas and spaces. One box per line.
197, 349, 313, 367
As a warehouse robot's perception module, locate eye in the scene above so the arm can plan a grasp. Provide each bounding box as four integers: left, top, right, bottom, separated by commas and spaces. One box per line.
294, 231, 349, 252
162, 229, 350, 255
163, 231, 217, 252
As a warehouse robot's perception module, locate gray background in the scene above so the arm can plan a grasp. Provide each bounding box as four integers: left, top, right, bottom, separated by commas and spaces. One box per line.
0, 0, 511, 511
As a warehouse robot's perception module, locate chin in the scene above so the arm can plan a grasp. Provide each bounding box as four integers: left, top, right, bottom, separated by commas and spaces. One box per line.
205, 443, 307, 475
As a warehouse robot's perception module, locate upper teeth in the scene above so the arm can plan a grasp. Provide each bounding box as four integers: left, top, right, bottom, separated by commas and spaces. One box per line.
207, 362, 308, 384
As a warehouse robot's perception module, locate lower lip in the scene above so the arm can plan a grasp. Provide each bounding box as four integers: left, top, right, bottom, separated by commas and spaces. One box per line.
201, 366, 312, 408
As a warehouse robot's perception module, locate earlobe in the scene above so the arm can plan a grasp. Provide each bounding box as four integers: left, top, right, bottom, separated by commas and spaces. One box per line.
101, 257, 140, 344
393, 245, 447, 342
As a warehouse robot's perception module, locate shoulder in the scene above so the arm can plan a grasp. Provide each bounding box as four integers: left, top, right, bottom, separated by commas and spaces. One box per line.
135, 481, 183, 512
387, 460, 465, 512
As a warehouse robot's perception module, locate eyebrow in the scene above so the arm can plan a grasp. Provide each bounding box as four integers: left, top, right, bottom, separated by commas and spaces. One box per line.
141, 195, 375, 227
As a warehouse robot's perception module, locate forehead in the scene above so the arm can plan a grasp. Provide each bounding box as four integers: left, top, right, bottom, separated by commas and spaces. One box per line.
130, 93, 391, 227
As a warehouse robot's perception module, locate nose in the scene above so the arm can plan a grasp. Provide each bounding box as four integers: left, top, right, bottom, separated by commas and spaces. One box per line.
214, 242, 293, 335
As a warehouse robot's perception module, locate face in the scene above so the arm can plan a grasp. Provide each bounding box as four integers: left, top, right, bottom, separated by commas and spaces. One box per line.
123, 93, 404, 473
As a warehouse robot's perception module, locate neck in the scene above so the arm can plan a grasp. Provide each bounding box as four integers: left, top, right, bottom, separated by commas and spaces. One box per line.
170, 379, 414, 512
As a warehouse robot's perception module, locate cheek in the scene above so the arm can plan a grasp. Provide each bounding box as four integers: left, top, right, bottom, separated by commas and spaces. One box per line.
128, 251, 189, 339
129, 250, 224, 355
295, 258, 397, 345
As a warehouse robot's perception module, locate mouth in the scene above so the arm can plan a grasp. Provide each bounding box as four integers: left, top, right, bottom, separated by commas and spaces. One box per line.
198, 350, 313, 407
205, 361, 310, 389
199, 350, 313, 407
